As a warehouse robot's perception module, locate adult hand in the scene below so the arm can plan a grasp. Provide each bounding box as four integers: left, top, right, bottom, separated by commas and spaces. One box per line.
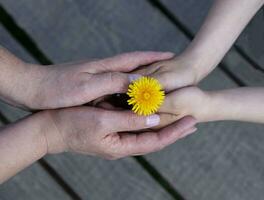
44, 106, 197, 159
0, 49, 174, 110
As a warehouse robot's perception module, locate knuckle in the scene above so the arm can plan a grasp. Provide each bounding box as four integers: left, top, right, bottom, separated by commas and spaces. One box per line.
108, 71, 119, 82
96, 111, 110, 130
127, 115, 140, 129
106, 72, 127, 91
95, 120, 105, 131
86, 110, 106, 132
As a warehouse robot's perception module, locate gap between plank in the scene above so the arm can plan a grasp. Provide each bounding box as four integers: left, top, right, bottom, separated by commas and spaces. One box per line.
0, 4, 183, 200
134, 156, 185, 200
0, 4, 52, 65
38, 159, 82, 200
234, 46, 264, 73
147, 0, 262, 86
0, 5, 81, 200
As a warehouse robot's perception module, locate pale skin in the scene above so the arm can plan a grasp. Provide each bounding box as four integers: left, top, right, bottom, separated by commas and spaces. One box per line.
157, 87, 264, 127
0, 0, 263, 183
134, 0, 264, 126
0, 49, 175, 110
0, 50, 197, 183
136, 0, 264, 91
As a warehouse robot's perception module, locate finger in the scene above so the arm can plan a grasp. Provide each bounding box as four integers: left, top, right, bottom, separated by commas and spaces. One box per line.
151, 112, 183, 130
117, 116, 197, 156
101, 110, 161, 132
158, 92, 179, 113
93, 51, 174, 73
178, 126, 197, 139
85, 71, 140, 100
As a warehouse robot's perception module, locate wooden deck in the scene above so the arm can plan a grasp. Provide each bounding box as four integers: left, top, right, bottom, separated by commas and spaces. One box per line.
0, 1, 264, 199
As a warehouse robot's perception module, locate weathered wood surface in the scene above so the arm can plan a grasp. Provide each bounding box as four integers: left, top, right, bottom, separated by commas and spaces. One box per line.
0, 0, 264, 200
0, 121, 71, 200
0, 0, 188, 61
0, 163, 72, 200
161, 0, 264, 70
0, 26, 71, 200
147, 71, 264, 200
0, 3, 174, 200
45, 154, 173, 200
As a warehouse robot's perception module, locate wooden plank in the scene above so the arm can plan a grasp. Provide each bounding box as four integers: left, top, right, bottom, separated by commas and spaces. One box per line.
0, 8, 174, 200
159, 0, 264, 83
45, 154, 173, 200
0, 163, 72, 200
146, 69, 264, 200
0, 121, 71, 200
0, 31, 70, 199
233, 8, 264, 69
1, 0, 264, 200
0, 0, 189, 62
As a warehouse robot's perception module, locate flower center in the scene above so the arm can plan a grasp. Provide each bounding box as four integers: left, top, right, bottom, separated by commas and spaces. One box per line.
143, 92, 151, 100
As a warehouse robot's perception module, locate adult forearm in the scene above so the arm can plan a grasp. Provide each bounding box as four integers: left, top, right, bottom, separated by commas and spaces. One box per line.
0, 47, 26, 105
183, 0, 264, 80
0, 47, 44, 109
0, 112, 49, 183
205, 87, 264, 123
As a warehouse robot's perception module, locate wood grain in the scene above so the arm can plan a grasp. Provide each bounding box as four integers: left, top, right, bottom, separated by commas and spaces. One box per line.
0, 8, 173, 200
0, 0, 264, 199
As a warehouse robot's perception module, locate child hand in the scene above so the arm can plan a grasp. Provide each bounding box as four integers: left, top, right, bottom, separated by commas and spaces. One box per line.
156, 86, 211, 129
133, 54, 202, 92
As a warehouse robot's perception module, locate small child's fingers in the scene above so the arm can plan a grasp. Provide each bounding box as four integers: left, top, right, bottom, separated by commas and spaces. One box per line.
158, 92, 178, 113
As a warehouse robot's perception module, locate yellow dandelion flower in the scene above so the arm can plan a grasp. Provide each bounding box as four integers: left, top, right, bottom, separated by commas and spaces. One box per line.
127, 76, 165, 116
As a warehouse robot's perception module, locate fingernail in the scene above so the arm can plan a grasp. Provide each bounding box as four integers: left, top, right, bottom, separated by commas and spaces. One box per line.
146, 114, 160, 127
128, 74, 142, 83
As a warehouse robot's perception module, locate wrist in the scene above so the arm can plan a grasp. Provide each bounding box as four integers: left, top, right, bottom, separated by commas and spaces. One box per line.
166, 53, 202, 86
186, 89, 214, 122
23, 64, 50, 109
0, 110, 49, 182
181, 43, 220, 82
40, 110, 68, 154
27, 112, 51, 158
203, 90, 238, 122
172, 51, 212, 85
0, 61, 49, 110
